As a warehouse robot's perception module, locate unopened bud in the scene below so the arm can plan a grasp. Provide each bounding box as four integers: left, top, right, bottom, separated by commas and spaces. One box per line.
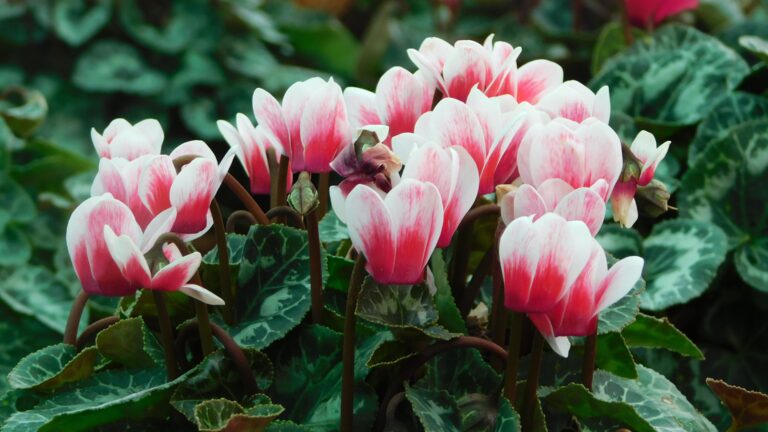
620, 142, 643, 182
635, 179, 671, 218
288, 172, 319, 216
495, 183, 518, 203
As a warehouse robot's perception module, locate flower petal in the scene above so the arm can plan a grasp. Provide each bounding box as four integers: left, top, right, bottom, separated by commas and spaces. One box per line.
140, 207, 177, 253
500, 216, 539, 311
516, 60, 563, 104
109, 126, 159, 161
376, 67, 434, 141
103, 225, 151, 288
169, 140, 216, 162
345, 184, 396, 283
170, 158, 218, 235
283, 77, 327, 170
133, 119, 164, 154
529, 314, 571, 357
91, 158, 128, 203
443, 40, 491, 102
151, 251, 202, 291
610, 180, 638, 228
575, 120, 622, 195
510, 184, 548, 221
252, 88, 290, 153
526, 121, 584, 188
179, 284, 225, 306
554, 188, 606, 236
300, 78, 352, 173
596, 256, 644, 312
423, 98, 487, 171
139, 155, 175, 216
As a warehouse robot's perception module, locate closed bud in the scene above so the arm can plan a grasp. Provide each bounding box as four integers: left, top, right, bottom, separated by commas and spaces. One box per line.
635, 179, 671, 218
495, 183, 518, 204
288, 172, 319, 216
619, 142, 643, 182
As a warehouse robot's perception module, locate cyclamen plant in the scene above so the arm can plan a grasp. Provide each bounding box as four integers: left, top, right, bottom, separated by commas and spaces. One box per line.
57, 34, 679, 431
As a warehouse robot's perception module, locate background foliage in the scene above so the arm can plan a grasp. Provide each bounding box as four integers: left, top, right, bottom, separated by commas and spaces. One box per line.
1, 0, 768, 430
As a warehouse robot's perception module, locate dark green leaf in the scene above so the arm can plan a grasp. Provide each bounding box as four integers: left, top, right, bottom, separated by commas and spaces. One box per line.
0, 174, 36, 230
326, 255, 353, 293
72, 40, 166, 95
622, 314, 704, 359
0, 87, 47, 137
53, 0, 111, 46
118, 0, 210, 53
591, 22, 643, 75
494, 397, 522, 431
95, 317, 164, 369
193, 397, 284, 432
0, 306, 59, 393
200, 233, 247, 297
366, 339, 416, 368
596, 224, 643, 259
7, 344, 99, 392
0, 225, 31, 266
595, 333, 637, 379
405, 385, 462, 432
317, 209, 348, 243
740, 35, 768, 64
430, 250, 467, 334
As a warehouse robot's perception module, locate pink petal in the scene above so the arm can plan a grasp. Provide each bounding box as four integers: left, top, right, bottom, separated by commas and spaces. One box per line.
163, 243, 183, 262
536, 178, 576, 209
494, 104, 549, 185
593, 86, 611, 123
140, 207, 177, 253
386, 179, 444, 284
537, 81, 597, 124
516, 60, 563, 104
91, 158, 128, 203
376, 67, 435, 141
67, 197, 104, 294
169, 140, 216, 162
654, 0, 699, 22
179, 284, 225, 305
103, 225, 151, 288
151, 252, 202, 291
526, 121, 584, 188
252, 88, 291, 154
551, 241, 606, 336
345, 184, 396, 283
423, 98, 487, 172
466, 87, 502, 153
392, 132, 431, 163
282, 77, 327, 171
132, 119, 164, 154
500, 216, 540, 311
109, 127, 159, 161
139, 155, 175, 217
554, 188, 606, 236
170, 158, 218, 235
300, 78, 352, 173
329, 186, 348, 223
576, 120, 622, 195
443, 41, 491, 102
343, 87, 382, 132
529, 313, 571, 357
511, 184, 548, 220
611, 180, 639, 228
595, 256, 644, 312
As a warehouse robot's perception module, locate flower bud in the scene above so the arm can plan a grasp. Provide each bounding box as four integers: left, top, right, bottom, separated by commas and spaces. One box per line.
619, 141, 643, 183
635, 179, 671, 218
495, 183, 518, 204
288, 172, 319, 216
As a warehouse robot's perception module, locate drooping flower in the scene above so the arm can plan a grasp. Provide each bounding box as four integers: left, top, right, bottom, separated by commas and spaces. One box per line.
499, 179, 607, 236
91, 118, 163, 160
344, 179, 443, 285
252, 77, 352, 173
400, 142, 479, 247
516, 118, 622, 201
344, 67, 435, 145
536, 81, 610, 124
528, 239, 644, 356
499, 213, 593, 313
393, 87, 526, 194
611, 130, 670, 227
624, 0, 698, 28
217, 114, 293, 195
329, 126, 403, 223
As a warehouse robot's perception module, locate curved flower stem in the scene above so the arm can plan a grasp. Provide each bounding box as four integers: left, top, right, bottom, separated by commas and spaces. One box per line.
458, 244, 494, 317
211, 200, 235, 325
503, 312, 524, 405
341, 254, 367, 432
522, 330, 545, 431
152, 290, 179, 381
75, 316, 119, 350
223, 174, 270, 225
582, 332, 597, 391
276, 155, 290, 208
266, 149, 279, 209
266, 206, 305, 229
317, 172, 330, 219
306, 208, 324, 324
226, 210, 258, 234
490, 220, 508, 366
209, 323, 259, 395
63, 291, 89, 346
451, 204, 500, 294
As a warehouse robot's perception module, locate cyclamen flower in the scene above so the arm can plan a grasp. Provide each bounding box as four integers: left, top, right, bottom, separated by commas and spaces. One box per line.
529, 239, 644, 357
344, 179, 443, 285
537, 81, 610, 124
499, 213, 593, 313
625, 0, 698, 28
408, 35, 562, 103
500, 179, 607, 236
611, 131, 670, 227
217, 114, 293, 195
393, 88, 526, 195
66, 194, 222, 305
517, 118, 622, 201
252, 77, 352, 173
344, 67, 434, 145
91, 118, 163, 160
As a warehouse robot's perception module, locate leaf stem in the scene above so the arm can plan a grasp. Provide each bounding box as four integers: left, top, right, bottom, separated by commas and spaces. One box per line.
306, 208, 324, 324
522, 330, 545, 431
317, 172, 330, 219
211, 200, 235, 325
582, 332, 598, 390
503, 312, 524, 405
341, 254, 367, 432
63, 291, 89, 346
152, 290, 179, 381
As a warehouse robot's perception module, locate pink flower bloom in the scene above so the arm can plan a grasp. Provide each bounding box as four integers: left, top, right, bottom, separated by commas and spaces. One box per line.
91, 156, 156, 229
500, 179, 607, 236
537, 81, 610, 124
529, 240, 644, 356
611, 131, 670, 227
400, 142, 479, 247
217, 114, 293, 195
344, 179, 443, 285
393, 88, 528, 195
517, 118, 622, 200
408, 35, 562, 103
344, 67, 435, 145
625, 0, 698, 27
499, 213, 593, 313
252, 77, 353, 173
91, 118, 163, 160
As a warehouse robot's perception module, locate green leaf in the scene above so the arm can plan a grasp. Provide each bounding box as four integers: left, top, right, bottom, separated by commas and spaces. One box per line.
52, 0, 111, 46
740, 35, 768, 64
118, 0, 210, 53
591, 25, 749, 125
415, 348, 500, 397
622, 314, 704, 359
540, 383, 654, 432
265, 421, 313, 432
595, 332, 637, 379
318, 209, 348, 243
596, 224, 643, 259
591, 22, 643, 75
688, 92, 768, 165
171, 348, 274, 423
0, 87, 47, 137
0, 225, 31, 266
641, 219, 728, 310
366, 339, 417, 369
495, 397, 522, 431
7, 344, 99, 392
405, 385, 462, 432
430, 250, 467, 334
0, 306, 59, 393
228, 224, 315, 349
1, 368, 182, 432
0, 174, 36, 230
680, 120, 768, 291
193, 397, 284, 432
270, 325, 385, 431
72, 40, 166, 95
95, 317, 164, 369
326, 255, 353, 293
200, 232, 247, 297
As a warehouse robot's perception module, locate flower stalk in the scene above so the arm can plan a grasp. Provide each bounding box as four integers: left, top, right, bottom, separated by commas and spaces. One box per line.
503, 312, 524, 405
582, 332, 598, 390
223, 173, 270, 225
63, 291, 89, 346
276, 155, 290, 208
306, 208, 324, 324
317, 172, 330, 219
522, 330, 545, 431
211, 200, 235, 325
152, 290, 179, 381
341, 254, 367, 432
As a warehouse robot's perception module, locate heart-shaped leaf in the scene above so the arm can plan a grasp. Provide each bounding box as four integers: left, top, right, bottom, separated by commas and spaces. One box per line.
318, 209, 349, 243
0, 306, 59, 393
430, 250, 467, 334
595, 332, 637, 379
72, 40, 166, 95
118, 0, 210, 53
0, 174, 36, 231
7, 344, 99, 392
53, 0, 112, 46
622, 314, 703, 359
193, 396, 284, 432
95, 317, 164, 369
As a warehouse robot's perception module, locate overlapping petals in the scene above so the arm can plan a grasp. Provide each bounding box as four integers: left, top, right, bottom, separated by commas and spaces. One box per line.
529, 240, 644, 356
252, 77, 352, 173
625, 0, 698, 27
91, 118, 163, 160
344, 179, 443, 285
537, 81, 610, 124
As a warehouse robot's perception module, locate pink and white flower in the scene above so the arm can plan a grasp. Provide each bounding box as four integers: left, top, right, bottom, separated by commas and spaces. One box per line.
252, 77, 353, 173
344, 179, 443, 285
499, 213, 593, 313
91, 118, 163, 160
536, 81, 610, 124
516, 118, 622, 200
217, 114, 293, 195
529, 240, 644, 356
499, 179, 607, 236
344, 67, 435, 145
611, 130, 670, 227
